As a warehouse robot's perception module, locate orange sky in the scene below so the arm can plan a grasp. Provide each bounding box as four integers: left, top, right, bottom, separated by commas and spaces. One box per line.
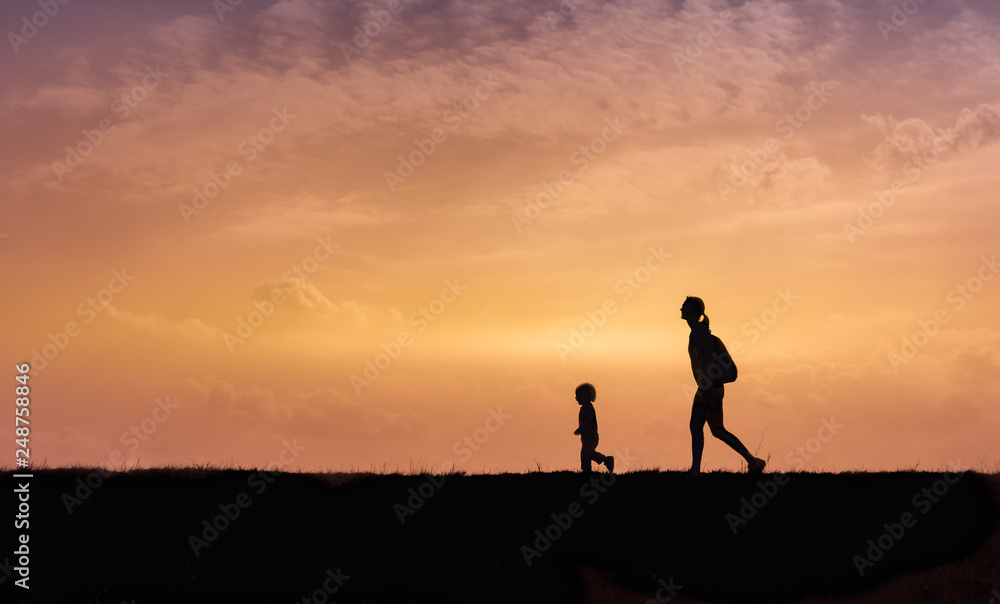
2, 0, 999, 474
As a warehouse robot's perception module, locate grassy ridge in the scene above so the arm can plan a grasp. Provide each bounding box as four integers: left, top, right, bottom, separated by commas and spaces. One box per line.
2, 468, 996, 603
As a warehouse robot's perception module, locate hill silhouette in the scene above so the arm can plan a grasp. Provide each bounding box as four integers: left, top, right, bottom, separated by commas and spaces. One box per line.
1, 468, 996, 603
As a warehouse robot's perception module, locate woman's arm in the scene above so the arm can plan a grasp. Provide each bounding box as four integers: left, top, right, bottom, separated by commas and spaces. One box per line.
690, 330, 719, 390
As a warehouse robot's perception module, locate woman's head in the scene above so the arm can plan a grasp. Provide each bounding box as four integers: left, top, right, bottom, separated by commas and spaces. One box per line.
680, 296, 708, 325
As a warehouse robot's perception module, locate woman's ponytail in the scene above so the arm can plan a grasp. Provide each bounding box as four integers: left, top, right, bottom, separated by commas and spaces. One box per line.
701, 313, 710, 329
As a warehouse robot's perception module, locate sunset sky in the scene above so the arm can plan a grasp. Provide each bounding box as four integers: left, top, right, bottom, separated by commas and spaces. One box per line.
2, 0, 999, 474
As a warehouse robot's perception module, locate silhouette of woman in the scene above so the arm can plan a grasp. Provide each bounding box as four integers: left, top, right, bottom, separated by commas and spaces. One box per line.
681, 296, 765, 474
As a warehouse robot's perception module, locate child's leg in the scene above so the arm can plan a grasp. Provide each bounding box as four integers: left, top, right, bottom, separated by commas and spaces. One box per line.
581, 440, 594, 472
580, 438, 605, 472
593, 435, 608, 464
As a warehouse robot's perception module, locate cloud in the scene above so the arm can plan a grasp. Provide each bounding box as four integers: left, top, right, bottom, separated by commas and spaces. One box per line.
106, 306, 220, 340
3, 0, 873, 205
715, 152, 833, 208
4, 0, 1000, 473
251, 0, 341, 73
33, 427, 111, 463
1, 84, 108, 117
949, 103, 1000, 149
864, 103, 1000, 170
190, 376, 431, 438
740, 326, 1000, 440
249, 280, 403, 326
212, 194, 409, 241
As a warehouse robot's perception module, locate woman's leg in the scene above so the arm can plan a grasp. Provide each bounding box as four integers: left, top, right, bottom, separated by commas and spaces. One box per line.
711, 424, 755, 463
705, 387, 755, 463
690, 399, 707, 473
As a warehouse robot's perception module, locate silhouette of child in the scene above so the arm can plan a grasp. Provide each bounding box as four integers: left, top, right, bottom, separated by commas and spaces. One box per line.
573, 383, 614, 474
681, 296, 765, 474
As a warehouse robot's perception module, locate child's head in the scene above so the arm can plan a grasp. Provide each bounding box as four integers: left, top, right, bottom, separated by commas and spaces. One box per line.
575, 383, 596, 404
